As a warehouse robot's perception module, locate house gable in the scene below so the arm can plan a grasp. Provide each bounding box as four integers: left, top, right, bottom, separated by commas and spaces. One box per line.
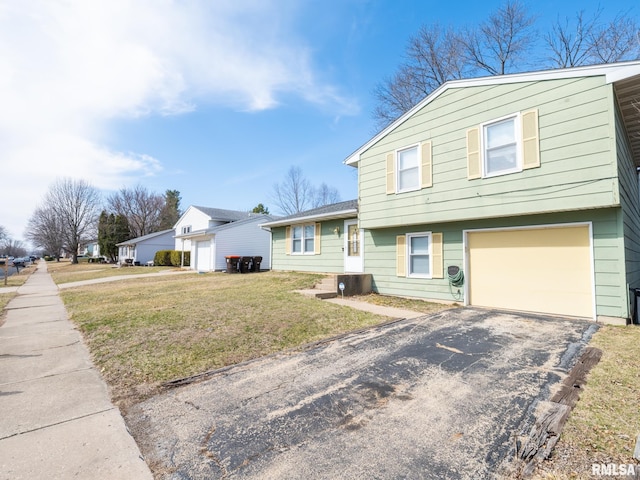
356, 74, 623, 230
174, 205, 250, 251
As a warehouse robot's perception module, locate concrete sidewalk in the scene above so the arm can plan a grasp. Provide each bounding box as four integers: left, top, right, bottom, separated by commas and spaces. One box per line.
0, 262, 152, 480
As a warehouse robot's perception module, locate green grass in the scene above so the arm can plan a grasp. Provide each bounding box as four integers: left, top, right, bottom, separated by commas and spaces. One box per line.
60, 271, 398, 408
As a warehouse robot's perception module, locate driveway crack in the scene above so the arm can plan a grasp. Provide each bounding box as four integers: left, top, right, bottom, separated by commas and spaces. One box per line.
200, 424, 228, 478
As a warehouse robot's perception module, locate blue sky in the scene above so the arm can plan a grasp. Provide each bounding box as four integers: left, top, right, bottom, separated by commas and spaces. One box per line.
1, 0, 638, 243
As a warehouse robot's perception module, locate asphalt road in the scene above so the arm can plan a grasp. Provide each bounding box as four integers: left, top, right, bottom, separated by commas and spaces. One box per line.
126, 308, 597, 480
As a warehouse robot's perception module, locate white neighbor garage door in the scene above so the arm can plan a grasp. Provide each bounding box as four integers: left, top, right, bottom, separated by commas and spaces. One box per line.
466, 225, 594, 318
196, 240, 211, 272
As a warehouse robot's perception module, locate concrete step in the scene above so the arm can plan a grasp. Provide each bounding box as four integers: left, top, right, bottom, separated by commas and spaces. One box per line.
314, 290, 338, 299
295, 289, 337, 300
317, 275, 336, 291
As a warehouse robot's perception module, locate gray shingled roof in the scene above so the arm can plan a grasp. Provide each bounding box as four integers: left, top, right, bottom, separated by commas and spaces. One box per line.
116, 229, 174, 246
193, 206, 251, 222
261, 200, 357, 227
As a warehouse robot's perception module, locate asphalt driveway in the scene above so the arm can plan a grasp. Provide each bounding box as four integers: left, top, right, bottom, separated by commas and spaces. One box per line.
126, 307, 597, 479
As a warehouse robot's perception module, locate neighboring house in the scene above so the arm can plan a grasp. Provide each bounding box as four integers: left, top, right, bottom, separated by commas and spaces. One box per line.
342, 61, 640, 324
116, 229, 175, 265
177, 214, 276, 272
173, 206, 251, 253
78, 240, 100, 259
261, 200, 361, 274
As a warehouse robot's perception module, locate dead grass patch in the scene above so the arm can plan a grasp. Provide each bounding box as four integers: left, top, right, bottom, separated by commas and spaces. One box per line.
0, 292, 16, 326
533, 325, 640, 479
48, 259, 179, 285
61, 271, 392, 410
352, 292, 459, 314
0, 263, 36, 287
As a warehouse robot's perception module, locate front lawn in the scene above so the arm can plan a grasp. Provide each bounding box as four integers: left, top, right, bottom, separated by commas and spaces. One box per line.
47, 259, 180, 284
60, 271, 395, 410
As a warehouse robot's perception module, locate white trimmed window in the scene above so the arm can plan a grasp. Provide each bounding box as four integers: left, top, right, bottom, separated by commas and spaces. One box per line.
468, 110, 540, 180
407, 232, 432, 278
292, 223, 315, 254
181, 225, 192, 234
386, 141, 432, 194
397, 145, 420, 192
483, 115, 521, 177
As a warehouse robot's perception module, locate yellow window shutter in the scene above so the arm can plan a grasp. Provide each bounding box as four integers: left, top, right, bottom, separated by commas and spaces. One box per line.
431, 232, 443, 279
314, 223, 321, 255
285, 227, 291, 255
386, 152, 395, 195
421, 141, 432, 188
466, 127, 481, 179
396, 235, 406, 277
522, 109, 540, 170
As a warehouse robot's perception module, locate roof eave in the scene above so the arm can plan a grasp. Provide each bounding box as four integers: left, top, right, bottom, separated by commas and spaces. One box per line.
260, 209, 358, 228
344, 61, 640, 167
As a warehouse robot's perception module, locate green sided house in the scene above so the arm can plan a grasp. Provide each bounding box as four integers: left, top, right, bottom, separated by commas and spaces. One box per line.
344, 61, 640, 324
261, 200, 363, 273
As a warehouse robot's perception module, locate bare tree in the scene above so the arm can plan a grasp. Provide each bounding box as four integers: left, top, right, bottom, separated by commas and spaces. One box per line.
589, 11, 640, 64
546, 10, 599, 68
272, 166, 315, 215
546, 9, 640, 68
373, 24, 467, 129
461, 0, 536, 76
107, 185, 164, 238
36, 178, 101, 263
26, 205, 65, 260
313, 183, 341, 208
0, 226, 7, 245
1, 239, 27, 258
372, 1, 535, 128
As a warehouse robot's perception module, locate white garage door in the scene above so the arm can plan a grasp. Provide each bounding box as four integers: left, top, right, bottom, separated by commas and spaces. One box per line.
467, 225, 594, 318
196, 240, 211, 272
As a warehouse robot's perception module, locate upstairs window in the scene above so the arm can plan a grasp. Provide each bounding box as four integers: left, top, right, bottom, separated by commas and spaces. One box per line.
397, 145, 420, 192
386, 142, 432, 195
467, 109, 539, 180
484, 116, 520, 177
181, 225, 192, 234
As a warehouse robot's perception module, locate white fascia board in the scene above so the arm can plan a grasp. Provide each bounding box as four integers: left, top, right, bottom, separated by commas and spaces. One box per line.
260, 209, 357, 228
174, 228, 210, 240
344, 61, 640, 166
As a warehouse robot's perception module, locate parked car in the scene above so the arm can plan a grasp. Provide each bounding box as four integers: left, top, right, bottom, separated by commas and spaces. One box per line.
11, 257, 29, 268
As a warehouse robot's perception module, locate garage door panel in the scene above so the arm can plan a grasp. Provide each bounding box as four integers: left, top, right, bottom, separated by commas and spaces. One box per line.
196, 240, 211, 272
468, 226, 593, 318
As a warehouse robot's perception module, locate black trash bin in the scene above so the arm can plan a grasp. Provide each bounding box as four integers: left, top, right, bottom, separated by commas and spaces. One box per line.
225, 255, 240, 273
252, 256, 262, 272
239, 256, 252, 273
633, 288, 640, 325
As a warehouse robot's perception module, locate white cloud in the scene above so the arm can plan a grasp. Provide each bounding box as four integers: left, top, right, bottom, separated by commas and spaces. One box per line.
0, 0, 357, 241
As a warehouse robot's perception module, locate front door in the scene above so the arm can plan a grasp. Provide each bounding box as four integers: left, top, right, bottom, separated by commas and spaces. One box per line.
344, 220, 363, 273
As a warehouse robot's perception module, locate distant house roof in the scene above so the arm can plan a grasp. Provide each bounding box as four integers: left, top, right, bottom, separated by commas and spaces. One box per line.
116, 229, 174, 247
192, 206, 250, 222
260, 200, 358, 228
344, 60, 640, 167
178, 214, 279, 239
